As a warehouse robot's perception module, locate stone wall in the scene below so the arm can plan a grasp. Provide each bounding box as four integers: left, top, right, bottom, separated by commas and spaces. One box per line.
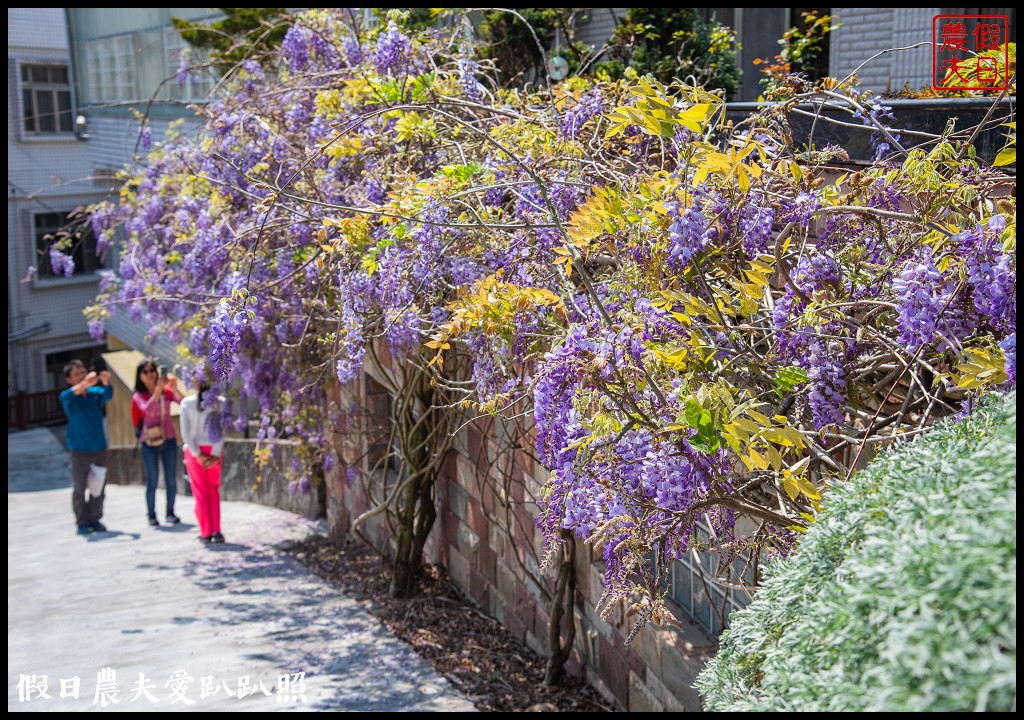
325, 369, 718, 711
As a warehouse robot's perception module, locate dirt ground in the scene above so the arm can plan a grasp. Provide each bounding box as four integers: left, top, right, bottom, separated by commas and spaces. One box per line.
286, 535, 615, 713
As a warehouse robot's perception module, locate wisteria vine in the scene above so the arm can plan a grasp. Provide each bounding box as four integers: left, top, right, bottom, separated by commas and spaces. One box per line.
82, 8, 1016, 633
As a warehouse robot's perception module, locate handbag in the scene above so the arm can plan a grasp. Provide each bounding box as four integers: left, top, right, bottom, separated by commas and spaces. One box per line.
142, 395, 167, 447
143, 425, 166, 447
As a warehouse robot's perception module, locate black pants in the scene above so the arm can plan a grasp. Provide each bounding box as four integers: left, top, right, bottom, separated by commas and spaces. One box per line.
71, 449, 106, 526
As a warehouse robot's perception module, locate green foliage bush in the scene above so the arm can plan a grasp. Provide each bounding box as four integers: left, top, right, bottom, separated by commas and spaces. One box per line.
595, 8, 741, 98
697, 391, 1017, 712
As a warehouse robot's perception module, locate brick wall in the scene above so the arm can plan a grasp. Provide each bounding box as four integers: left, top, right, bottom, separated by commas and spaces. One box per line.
325, 367, 718, 711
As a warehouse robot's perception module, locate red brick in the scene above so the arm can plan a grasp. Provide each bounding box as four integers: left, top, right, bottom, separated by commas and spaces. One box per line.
467, 497, 488, 537
625, 643, 646, 682
441, 507, 459, 546
514, 448, 534, 475
442, 449, 457, 482
477, 541, 496, 580
474, 442, 491, 477
435, 473, 448, 505
598, 635, 630, 705
510, 473, 524, 502
467, 426, 482, 464
372, 338, 393, 371
567, 648, 584, 679
514, 580, 537, 630
470, 570, 489, 605
512, 506, 535, 546
505, 609, 527, 643
364, 372, 387, 394
480, 481, 496, 517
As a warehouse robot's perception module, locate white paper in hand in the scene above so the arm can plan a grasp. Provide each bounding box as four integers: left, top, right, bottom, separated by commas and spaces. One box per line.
87, 463, 107, 497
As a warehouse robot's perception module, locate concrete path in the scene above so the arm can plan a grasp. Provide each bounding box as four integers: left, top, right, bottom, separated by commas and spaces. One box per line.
7, 428, 477, 713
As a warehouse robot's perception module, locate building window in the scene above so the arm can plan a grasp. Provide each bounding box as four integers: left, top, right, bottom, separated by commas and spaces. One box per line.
665, 522, 754, 637
86, 35, 136, 102
21, 65, 74, 135
163, 28, 217, 102
35, 212, 103, 278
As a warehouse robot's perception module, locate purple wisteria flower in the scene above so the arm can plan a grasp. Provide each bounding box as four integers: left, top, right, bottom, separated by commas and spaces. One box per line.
281, 25, 310, 71
805, 340, 847, 429
854, 97, 900, 161
88, 320, 106, 343
176, 48, 191, 86
48, 246, 75, 278
561, 89, 605, 140
738, 193, 774, 257
1001, 334, 1016, 384
375, 21, 411, 75
892, 248, 969, 354
458, 37, 483, 103
665, 200, 714, 271
343, 37, 364, 66
954, 217, 1016, 332
780, 191, 822, 227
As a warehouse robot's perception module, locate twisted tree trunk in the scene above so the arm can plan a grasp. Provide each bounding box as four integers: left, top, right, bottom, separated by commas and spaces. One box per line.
544, 531, 577, 685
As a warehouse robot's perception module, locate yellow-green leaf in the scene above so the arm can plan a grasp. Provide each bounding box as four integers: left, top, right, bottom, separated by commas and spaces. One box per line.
994, 147, 1016, 166
795, 475, 821, 500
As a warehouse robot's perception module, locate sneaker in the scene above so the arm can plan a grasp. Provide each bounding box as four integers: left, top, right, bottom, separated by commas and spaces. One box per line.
77, 524, 95, 535
211, 532, 225, 543
148, 514, 159, 527
198, 535, 213, 545
91, 522, 108, 533
166, 513, 181, 525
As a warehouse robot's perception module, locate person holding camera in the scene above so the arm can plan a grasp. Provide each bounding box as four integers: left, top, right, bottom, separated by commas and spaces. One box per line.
61, 358, 113, 535
132, 358, 184, 527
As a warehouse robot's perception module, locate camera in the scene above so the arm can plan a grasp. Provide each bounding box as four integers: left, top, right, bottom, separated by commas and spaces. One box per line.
92, 356, 107, 374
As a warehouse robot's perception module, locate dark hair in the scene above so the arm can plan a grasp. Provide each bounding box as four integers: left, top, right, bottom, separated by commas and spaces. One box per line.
63, 359, 86, 379
134, 358, 159, 394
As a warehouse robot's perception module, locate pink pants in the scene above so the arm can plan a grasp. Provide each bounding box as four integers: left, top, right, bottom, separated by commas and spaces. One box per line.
185, 446, 222, 537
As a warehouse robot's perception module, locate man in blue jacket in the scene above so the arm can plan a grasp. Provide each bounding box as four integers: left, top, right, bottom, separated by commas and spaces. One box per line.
60, 359, 113, 534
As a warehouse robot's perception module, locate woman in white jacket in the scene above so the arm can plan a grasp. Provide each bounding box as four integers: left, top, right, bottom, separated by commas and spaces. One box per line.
179, 386, 226, 544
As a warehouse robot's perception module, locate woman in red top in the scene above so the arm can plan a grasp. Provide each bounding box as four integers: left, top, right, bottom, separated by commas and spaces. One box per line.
132, 358, 184, 527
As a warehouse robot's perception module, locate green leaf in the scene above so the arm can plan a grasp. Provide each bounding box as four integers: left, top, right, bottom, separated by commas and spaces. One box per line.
775, 366, 810, 394
684, 400, 701, 428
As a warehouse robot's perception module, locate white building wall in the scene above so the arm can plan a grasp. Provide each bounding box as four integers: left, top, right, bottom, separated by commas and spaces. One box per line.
7, 8, 68, 52
8, 9, 107, 394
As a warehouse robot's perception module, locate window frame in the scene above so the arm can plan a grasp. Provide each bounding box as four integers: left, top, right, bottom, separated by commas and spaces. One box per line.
20, 63, 74, 136
85, 34, 136, 102
162, 27, 217, 103
33, 211, 104, 281
662, 520, 755, 637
